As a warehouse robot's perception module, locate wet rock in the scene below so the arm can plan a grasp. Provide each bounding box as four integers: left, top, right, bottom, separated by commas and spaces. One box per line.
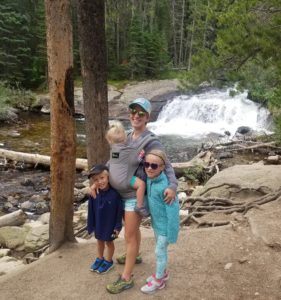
30, 194, 46, 202
7, 196, 19, 207
20, 200, 34, 211
3, 202, 14, 212
236, 126, 252, 135
34, 201, 49, 214
20, 178, 35, 187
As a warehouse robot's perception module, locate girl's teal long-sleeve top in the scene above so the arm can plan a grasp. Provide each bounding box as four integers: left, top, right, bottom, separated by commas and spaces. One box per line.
146, 171, 180, 244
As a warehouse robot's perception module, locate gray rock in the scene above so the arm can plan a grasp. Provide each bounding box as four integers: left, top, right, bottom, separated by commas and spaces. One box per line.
0, 226, 28, 249
0, 249, 11, 258
0, 256, 25, 276
20, 200, 34, 211
24, 224, 49, 252
197, 164, 281, 199
30, 194, 46, 202
38, 212, 50, 225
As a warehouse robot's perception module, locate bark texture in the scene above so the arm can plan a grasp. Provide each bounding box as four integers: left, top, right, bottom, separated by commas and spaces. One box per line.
77, 0, 109, 168
45, 0, 76, 252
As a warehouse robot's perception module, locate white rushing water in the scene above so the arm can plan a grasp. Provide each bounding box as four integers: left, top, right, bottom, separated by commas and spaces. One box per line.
148, 88, 272, 138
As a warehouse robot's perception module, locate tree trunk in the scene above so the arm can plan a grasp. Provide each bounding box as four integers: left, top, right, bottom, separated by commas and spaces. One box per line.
77, 0, 109, 169
179, 0, 186, 66
45, 0, 76, 253
188, 0, 197, 71
171, 0, 178, 66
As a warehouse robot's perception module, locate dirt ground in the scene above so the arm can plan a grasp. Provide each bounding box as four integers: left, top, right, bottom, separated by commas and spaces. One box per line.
1, 210, 281, 300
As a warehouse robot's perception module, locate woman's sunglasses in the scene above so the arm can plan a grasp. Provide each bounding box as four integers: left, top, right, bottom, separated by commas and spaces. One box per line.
144, 161, 161, 170
129, 108, 146, 118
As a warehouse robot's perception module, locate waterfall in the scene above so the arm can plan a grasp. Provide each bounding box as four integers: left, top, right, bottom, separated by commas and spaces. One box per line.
148, 88, 272, 138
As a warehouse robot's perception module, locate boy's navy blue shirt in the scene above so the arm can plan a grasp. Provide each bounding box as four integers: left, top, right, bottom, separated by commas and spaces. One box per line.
87, 186, 123, 241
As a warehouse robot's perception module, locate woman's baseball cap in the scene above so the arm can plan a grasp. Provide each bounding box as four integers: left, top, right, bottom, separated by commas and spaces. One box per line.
128, 97, 152, 114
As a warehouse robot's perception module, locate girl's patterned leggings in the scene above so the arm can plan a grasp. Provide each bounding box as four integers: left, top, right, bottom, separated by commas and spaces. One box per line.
155, 234, 169, 279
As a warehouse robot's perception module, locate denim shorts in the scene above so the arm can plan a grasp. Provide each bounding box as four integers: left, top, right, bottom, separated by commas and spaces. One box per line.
123, 198, 137, 212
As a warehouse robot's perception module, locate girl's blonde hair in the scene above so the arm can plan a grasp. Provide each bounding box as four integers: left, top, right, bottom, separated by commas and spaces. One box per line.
106, 120, 127, 145
146, 149, 167, 165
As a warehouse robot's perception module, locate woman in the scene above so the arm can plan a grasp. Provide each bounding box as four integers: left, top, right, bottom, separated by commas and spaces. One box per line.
92, 97, 177, 294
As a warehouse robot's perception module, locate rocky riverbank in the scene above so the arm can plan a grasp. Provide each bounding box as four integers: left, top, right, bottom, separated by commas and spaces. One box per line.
1, 138, 281, 277
31, 79, 180, 122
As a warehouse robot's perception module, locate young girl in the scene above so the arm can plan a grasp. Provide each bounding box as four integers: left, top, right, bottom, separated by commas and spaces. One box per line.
140, 149, 180, 294
87, 164, 123, 274
106, 120, 150, 217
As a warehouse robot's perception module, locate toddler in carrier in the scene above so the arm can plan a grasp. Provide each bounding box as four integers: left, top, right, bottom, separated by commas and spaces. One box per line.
106, 120, 150, 217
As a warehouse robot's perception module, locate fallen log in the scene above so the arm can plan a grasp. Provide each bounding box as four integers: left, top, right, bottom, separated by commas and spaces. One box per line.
0, 148, 197, 172
0, 209, 27, 227
0, 149, 88, 170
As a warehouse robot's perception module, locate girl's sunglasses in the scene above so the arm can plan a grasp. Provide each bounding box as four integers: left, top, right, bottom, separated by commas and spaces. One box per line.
144, 161, 161, 170
129, 108, 146, 118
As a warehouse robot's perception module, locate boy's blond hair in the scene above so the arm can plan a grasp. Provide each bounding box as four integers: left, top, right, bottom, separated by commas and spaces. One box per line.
106, 120, 127, 145
146, 149, 167, 165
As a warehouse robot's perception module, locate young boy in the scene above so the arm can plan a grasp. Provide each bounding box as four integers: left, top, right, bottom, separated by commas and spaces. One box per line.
106, 120, 150, 217
87, 164, 123, 274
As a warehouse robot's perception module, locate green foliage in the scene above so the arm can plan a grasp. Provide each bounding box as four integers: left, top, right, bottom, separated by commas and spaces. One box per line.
0, 81, 36, 112
0, 0, 47, 88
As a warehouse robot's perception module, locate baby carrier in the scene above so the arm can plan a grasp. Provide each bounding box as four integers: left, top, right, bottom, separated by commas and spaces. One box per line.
109, 132, 158, 199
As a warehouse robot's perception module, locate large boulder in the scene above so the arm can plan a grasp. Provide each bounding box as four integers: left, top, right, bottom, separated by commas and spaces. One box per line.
246, 198, 281, 249
193, 164, 281, 200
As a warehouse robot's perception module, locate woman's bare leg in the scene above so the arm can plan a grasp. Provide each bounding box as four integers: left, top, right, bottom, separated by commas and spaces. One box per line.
122, 211, 141, 280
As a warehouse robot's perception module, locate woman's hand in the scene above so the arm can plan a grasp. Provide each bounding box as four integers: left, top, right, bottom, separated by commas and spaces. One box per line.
164, 188, 176, 204
89, 183, 99, 198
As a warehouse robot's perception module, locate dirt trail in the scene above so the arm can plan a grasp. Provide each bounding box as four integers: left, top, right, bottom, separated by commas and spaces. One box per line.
1, 221, 281, 300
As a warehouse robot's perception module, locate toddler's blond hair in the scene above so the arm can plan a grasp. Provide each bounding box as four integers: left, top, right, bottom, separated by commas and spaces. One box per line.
106, 120, 127, 145
146, 149, 167, 165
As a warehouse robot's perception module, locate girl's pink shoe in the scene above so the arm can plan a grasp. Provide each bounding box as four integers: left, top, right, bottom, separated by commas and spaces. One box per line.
146, 270, 169, 283
141, 278, 166, 294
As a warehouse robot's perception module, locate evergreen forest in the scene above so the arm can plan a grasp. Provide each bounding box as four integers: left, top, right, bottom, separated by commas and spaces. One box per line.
0, 0, 281, 134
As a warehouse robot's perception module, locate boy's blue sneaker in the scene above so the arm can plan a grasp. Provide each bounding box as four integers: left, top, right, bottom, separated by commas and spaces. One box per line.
97, 260, 114, 274
90, 257, 104, 272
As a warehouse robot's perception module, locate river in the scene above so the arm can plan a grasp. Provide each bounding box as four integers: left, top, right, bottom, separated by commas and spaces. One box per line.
0, 88, 273, 163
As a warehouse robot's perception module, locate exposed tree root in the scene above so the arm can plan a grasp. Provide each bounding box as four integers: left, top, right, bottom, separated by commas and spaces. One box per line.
180, 188, 281, 227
